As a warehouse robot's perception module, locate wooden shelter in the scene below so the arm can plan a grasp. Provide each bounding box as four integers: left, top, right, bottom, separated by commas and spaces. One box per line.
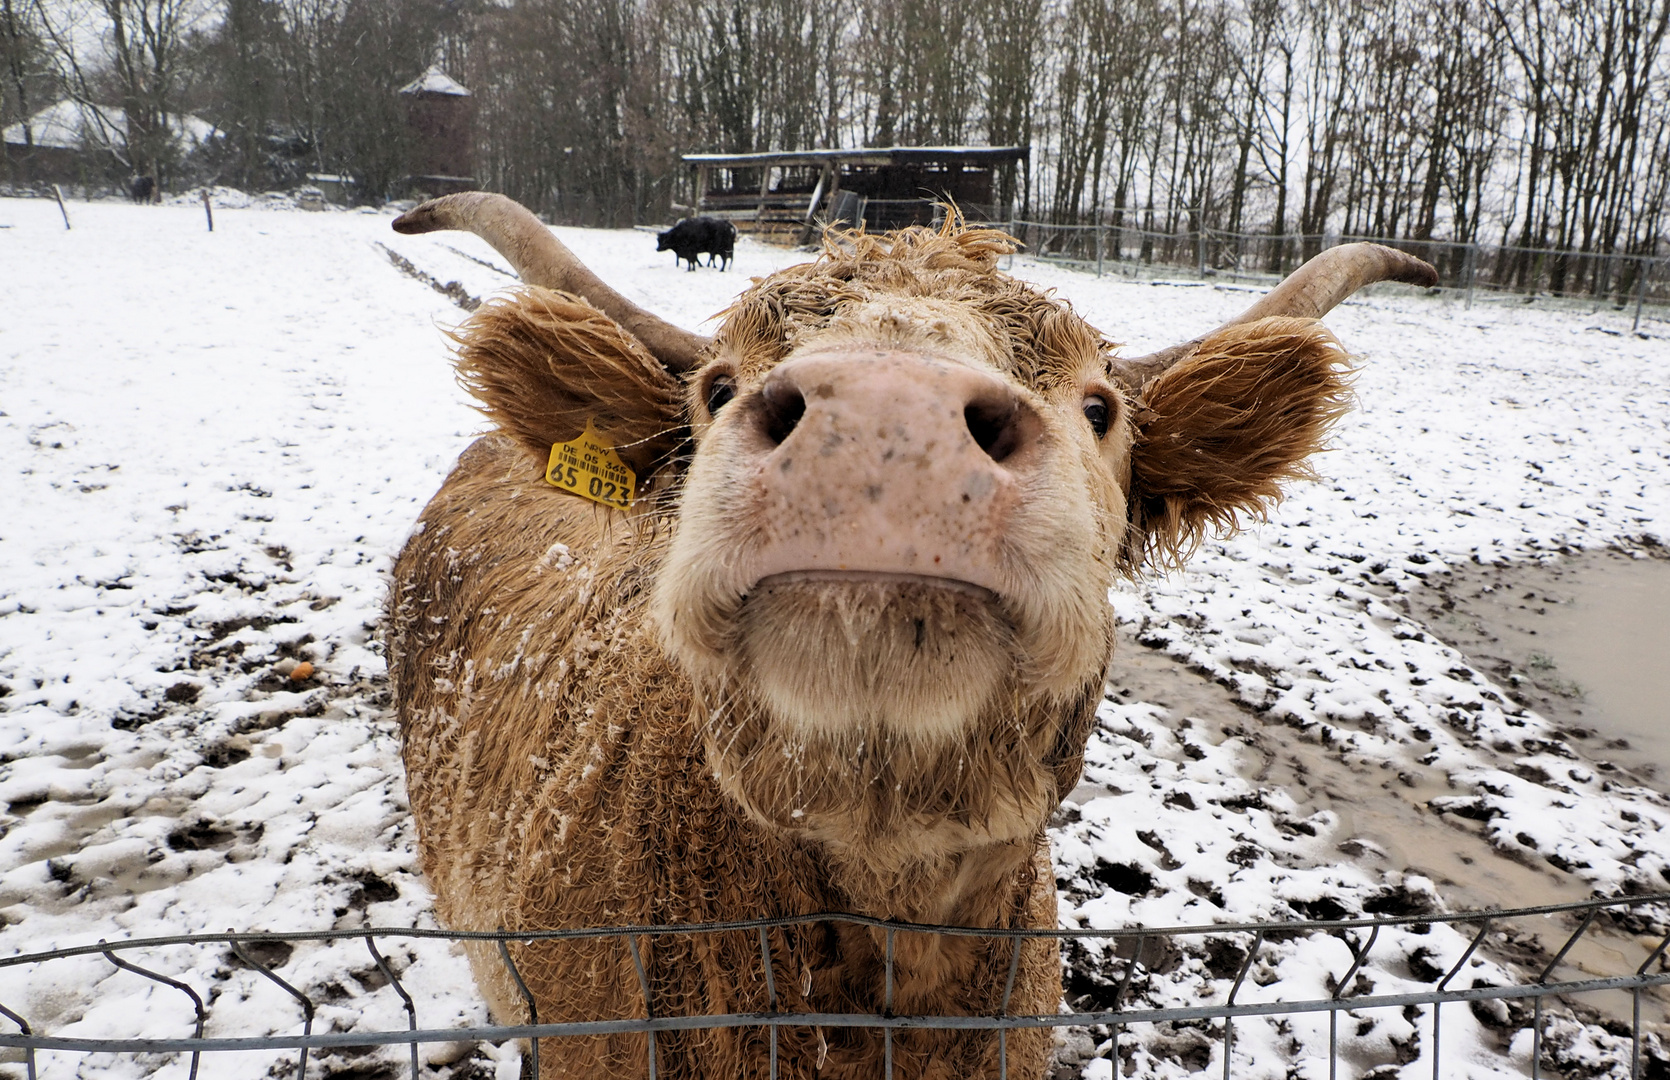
682, 146, 1027, 242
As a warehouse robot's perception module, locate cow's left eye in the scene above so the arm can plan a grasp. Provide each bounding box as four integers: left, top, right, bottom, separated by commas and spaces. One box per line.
706, 375, 737, 414
1082, 395, 1110, 439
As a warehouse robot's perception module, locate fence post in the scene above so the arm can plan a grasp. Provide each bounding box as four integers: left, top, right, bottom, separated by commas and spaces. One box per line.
1196, 206, 1206, 278
1096, 212, 1104, 278
1634, 256, 1652, 334
1465, 243, 1478, 310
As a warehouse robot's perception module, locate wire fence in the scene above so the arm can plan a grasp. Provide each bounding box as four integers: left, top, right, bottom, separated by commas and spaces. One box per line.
2, 893, 1668, 1080
1007, 216, 1669, 331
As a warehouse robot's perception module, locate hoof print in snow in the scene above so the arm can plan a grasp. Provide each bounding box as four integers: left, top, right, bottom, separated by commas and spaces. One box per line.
350, 963, 390, 992
1405, 945, 1446, 983
1144, 1025, 1213, 1072
1429, 795, 1500, 821
1467, 982, 1530, 1033
1362, 883, 1436, 916
229, 937, 293, 970
1092, 861, 1155, 896
1200, 937, 1249, 979
169, 820, 237, 851
110, 704, 165, 730
200, 741, 251, 768
1289, 896, 1352, 922
348, 871, 399, 910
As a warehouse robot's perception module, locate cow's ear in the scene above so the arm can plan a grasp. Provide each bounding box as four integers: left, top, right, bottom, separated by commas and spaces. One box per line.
1122, 316, 1352, 570
450, 286, 688, 476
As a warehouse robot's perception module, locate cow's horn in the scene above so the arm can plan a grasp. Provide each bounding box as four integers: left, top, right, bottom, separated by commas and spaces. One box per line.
1113, 242, 1438, 389
392, 192, 711, 374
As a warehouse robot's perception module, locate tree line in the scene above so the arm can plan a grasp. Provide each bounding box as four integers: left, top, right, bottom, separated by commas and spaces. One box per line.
4, 0, 1668, 268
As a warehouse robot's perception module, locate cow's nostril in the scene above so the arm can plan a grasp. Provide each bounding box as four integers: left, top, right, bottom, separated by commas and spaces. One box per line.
964, 398, 1020, 462
760, 381, 807, 445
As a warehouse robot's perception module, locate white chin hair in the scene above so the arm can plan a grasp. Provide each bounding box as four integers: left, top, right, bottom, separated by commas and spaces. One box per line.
734, 575, 1015, 747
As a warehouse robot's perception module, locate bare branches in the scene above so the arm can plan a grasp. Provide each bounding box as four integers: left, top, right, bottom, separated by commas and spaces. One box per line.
28, 0, 210, 188
26, 0, 1660, 276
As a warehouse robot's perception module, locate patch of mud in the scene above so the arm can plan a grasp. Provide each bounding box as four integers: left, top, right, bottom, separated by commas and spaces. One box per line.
1401, 544, 1670, 785
1101, 637, 1670, 1035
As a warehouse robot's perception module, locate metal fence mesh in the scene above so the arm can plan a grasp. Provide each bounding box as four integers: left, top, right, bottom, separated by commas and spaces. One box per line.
1003, 219, 1669, 331
3, 894, 1668, 1079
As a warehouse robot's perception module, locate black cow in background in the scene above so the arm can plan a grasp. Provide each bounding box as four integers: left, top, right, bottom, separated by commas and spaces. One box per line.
656, 216, 736, 271
129, 176, 156, 203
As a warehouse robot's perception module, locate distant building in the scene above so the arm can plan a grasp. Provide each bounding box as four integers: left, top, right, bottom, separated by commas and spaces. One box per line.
399, 66, 475, 198
2, 99, 214, 187
304, 173, 354, 204
683, 146, 1029, 242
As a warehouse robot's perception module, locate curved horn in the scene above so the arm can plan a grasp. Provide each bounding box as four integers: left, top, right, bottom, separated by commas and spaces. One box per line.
1115, 242, 1438, 388
393, 192, 711, 374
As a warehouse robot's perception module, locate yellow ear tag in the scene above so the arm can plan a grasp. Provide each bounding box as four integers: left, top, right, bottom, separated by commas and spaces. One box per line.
545, 421, 635, 508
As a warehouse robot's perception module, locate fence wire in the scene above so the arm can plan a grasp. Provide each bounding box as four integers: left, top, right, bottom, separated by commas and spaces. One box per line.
1005, 218, 1669, 331
2, 894, 1668, 1079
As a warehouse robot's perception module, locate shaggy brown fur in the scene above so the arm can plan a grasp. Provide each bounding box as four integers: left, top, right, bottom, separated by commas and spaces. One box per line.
711, 226, 1109, 392
1125, 316, 1354, 569
451, 289, 687, 477
388, 437, 1065, 1078
388, 220, 1353, 1079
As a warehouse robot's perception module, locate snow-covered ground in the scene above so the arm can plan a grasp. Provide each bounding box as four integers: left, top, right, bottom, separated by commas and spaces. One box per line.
1, 196, 1667, 1079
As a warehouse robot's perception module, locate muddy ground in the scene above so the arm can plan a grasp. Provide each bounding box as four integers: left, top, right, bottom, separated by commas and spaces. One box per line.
1098, 542, 1670, 1047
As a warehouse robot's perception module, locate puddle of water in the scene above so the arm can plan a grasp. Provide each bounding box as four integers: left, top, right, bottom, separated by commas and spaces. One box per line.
1513, 556, 1670, 763
1405, 548, 1670, 783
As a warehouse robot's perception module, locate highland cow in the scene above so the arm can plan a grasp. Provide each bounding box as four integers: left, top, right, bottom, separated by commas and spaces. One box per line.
386, 192, 1436, 1079
657, 215, 736, 270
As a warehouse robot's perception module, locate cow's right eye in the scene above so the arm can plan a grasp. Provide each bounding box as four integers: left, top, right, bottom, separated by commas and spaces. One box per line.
1082, 395, 1110, 439
706, 375, 736, 414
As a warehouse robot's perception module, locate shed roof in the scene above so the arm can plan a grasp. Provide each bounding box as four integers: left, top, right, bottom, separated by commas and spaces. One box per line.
682, 146, 1028, 169
3, 99, 215, 151
399, 66, 471, 97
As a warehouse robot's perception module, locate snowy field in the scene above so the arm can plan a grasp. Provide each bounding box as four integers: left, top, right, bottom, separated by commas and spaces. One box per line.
1, 195, 1668, 1079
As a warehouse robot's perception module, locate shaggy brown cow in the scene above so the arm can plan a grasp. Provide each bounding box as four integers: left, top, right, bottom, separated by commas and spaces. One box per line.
385, 192, 1435, 1079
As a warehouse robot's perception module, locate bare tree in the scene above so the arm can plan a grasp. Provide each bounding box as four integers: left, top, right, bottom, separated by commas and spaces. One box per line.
855, 0, 979, 146
1158, 0, 1233, 239
1240, 0, 1299, 268
1, 0, 51, 137
193, 0, 286, 189
471, 0, 670, 225
1221, 0, 1279, 241
665, 0, 847, 155
1296, 0, 1360, 256
1420, 0, 1505, 258
35, 0, 210, 193
975, 0, 1043, 215
1491, 0, 1670, 294
1047, 0, 1164, 226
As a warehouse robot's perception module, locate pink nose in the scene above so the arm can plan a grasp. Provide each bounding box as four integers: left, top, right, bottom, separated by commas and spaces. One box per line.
740, 349, 1044, 594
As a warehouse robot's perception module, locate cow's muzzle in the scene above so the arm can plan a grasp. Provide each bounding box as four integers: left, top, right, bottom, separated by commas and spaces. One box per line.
736, 348, 1045, 597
